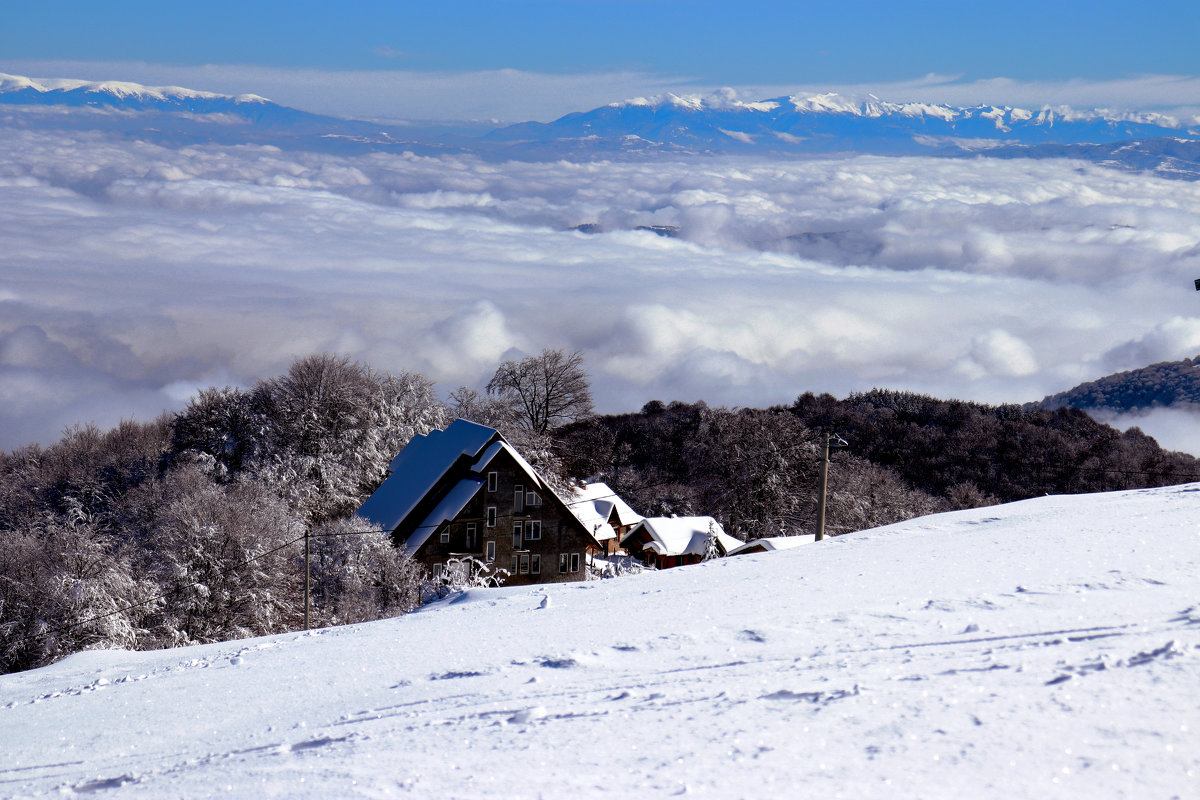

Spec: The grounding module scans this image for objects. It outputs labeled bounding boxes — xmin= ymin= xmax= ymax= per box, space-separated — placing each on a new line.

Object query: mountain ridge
xmin=487 ymin=89 xmax=1200 ymax=156
xmin=5 ymin=72 xmax=1200 ymax=174
xmin=1036 ymin=356 xmax=1200 ymax=413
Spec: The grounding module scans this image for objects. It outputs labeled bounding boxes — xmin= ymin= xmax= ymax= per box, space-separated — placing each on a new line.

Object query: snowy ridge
xmin=608 ymin=88 xmax=1190 ymax=131
xmin=0 ymin=72 xmax=269 ymax=107
xmin=2 ymin=483 xmax=1198 ymax=797
xmin=490 ymin=88 xmax=1200 ymax=156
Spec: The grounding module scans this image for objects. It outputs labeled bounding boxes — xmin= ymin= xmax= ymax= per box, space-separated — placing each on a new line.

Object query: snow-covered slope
xmin=488 ymin=90 xmax=1200 ymax=156
xmin=0 ymin=72 xmax=400 ymax=138
xmin=0 ymin=73 xmax=274 ymax=115
xmin=2 ymin=485 xmax=1198 ymax=798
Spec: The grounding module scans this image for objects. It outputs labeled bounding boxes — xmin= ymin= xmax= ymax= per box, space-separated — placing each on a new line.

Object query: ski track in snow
xmin=1 ymin=485 xmax=1198 ymax=798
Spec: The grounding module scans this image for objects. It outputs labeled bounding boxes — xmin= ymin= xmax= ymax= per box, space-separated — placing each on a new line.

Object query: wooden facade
xmin=358 ymin=419 xmax=600 ymax=587
xmin=417 ymin=447 xmax=598 ymax=586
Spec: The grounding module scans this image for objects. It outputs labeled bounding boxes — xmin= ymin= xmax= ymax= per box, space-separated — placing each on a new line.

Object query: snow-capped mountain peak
xmin=490 ymin=87 xmax=1200 ymax=156
xmin=0 ymin=72 xmax=277 ymax=116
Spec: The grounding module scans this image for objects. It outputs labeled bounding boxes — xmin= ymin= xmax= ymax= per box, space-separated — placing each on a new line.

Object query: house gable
xmin=357 ymin=418 xmax=599 ymax=586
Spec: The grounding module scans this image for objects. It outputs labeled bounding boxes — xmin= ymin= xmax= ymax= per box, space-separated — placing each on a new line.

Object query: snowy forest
xmin=2 ymin=351 xmax=1198 ymax=675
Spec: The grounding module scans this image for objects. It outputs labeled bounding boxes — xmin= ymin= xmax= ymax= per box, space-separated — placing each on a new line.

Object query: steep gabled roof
xmin=565 ymin=482 xmax=644 ymax=541
xmin=475 ymin=441 xmax=545 ymax=490
xmin=622 ymin=516 xmax=741 ymax=558
xmin=727 ymin=535 xmax=815 ymax=556
xmin=358 ymin=419 xmax=602 ymax=554
xmin=357 ymin=419 xmax=500 ymax=535
xmin=404 ymin=477 xmax=485 ymax=555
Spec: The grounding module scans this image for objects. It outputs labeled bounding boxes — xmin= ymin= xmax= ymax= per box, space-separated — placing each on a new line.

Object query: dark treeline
xmin=790 ymin=389 xmax=1200 ymax=503
xmin=4 ymin=353 xmax=1199 ymax=675
xmin=555 ymin=389 xmax=1200 ymax=538
xmin=557 ymin=401 xmax=944 ymax=540
xmin=1037 ymin=356 xmax=1200 ymax=413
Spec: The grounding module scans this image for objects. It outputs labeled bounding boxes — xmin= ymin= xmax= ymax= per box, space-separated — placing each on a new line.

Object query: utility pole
xmin=815 ymin=433 xmax=848 ymax=541
xmin=304 ymin=526 xmax=311 ymax=631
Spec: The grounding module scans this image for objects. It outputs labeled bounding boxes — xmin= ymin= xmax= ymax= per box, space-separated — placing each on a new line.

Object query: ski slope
xmin=2 ymin=485 xmax=1198 ymax=798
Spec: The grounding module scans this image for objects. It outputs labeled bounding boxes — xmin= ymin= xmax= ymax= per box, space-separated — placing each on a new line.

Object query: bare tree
xmin=485 ymin=348 xmax=594 ymax=434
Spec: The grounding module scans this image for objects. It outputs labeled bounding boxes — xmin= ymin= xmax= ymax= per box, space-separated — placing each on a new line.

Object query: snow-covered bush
xmin=422 ymin=556 xmax=509 ymax=601
xmin=307 ymin=515 xmax=424 ymax=625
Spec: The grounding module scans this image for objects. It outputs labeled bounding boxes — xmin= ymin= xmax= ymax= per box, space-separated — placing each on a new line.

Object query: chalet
xmin=356 ymin=419 xmax=601 ymax=586
xmin=564 ymin=481 xmax=644 ymax=555
xmin=620 ymin=516 xmax=743 ymax=569
xmin=726 ymin=534 xmax=815 ymax=556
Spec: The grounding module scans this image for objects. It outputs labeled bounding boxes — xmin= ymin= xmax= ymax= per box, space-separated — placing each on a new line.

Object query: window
xmin=485 ymin=540 xmax=496 ymax=562
xmin=531 ymin=554 xmax=541 ymax=574
xmin=524 ymin=520 xmax=541 ymax=541
xmin=466 ymin=522 xmax=477 ymax=549
xmin=514 ymin=484 xmax=524 ymax=513
xmin=486 ymin=506 xmax=496 ymax=528
xmin=433 ymin=563 xmax=444 ymax=579
xmin=513 ymin=524 xmax=523 ymax=550
xmin=526 ymin=491 xmax=541 ymax=507
xmin=519 ymin=554 xmax=530 ymax=574
xmin=559 ymin=554 xmax=569 ymax=574
xmin=511 ymin=556 xmax=518 ymax=574
xmin=439 ymin=526 xmax=450 ymax=544
xmin=487 ymin=471 xmax=497 ymax=492
xmin=570 ymin=553 xmax=580 ymax=573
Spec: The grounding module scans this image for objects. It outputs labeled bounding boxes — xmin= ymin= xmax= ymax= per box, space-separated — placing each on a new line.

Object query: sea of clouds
xmin=3 ymin=119 xmax=1200 ymax=453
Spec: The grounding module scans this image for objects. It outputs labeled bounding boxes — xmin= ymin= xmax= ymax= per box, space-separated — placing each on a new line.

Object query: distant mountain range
xmin=0 ymin=72 xmax=462 ymax=155
xmin=1037 ymin=356 xmax=1200 ymax=414
xmin=487 ymin=91 xmax=1198 ymax=156
xmin=4 ymin=73 xmax=1200 ymax=176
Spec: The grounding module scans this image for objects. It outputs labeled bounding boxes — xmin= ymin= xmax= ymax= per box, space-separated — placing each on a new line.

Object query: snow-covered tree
xmin=140 ymin=466 xmax=303 ymax=646
xmin=307 ymin=515 xmax=424 ymax=625
xmin=486 ymin=348 xmax=593 ymax=434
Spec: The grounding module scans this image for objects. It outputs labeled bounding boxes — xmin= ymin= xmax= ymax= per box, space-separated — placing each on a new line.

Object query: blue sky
xmin=5 ymin=0 xmax=1200 ymax=81
xmin=3 ymin=1 xmax=1200 ymax=119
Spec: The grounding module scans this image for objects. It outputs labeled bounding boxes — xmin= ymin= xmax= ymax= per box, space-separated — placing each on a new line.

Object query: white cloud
xmin=1091 ymin=406 xmax=1200 ymax=457
xmin=1101 ymin=317 xmax=1200 ymax=370
xmin=4 ymin=122 xmax=1200 ymax=453
xmin=966 ymin=329 xmax=1039 ymax=378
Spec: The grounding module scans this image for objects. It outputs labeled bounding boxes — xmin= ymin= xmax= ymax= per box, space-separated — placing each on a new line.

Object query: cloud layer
xmin=3 ymin=121 xmax=1200 ymax=453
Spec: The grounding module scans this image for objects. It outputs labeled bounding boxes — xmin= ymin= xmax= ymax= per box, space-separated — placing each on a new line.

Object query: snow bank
xmin=2 ymin=484 xmax=1198 ymax=798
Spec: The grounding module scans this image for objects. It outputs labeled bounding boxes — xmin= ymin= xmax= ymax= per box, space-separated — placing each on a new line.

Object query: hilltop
xmin=2 ymin=482 xmax=1197 ymax=797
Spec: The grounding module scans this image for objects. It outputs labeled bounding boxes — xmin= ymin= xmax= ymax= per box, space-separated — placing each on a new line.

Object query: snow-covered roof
xmin=623 ymin=516 xmax=740 ymax=558
xmin=728 ymin=534 xmax=815 ymax=556
xmin=357 ymin=419 xmax=500 ymax=534
xmin=405 ymin=477 xmax=485 ymax=555
xmin=475 ymin=440 xmax=544 ymax=491
xmin=565 ymin=482 xmax=643 ymax=538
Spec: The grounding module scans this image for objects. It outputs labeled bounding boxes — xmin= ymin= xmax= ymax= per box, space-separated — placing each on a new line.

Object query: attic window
xmin=526 ymin=491 xmax=541 ymax=507
xmin=514 ymin=484 xmax=525 ymax=513
xmin=439 ymin=527 xmax=450 ymax=544
xmin=487 ymin=471 xmax=498 ymax=492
